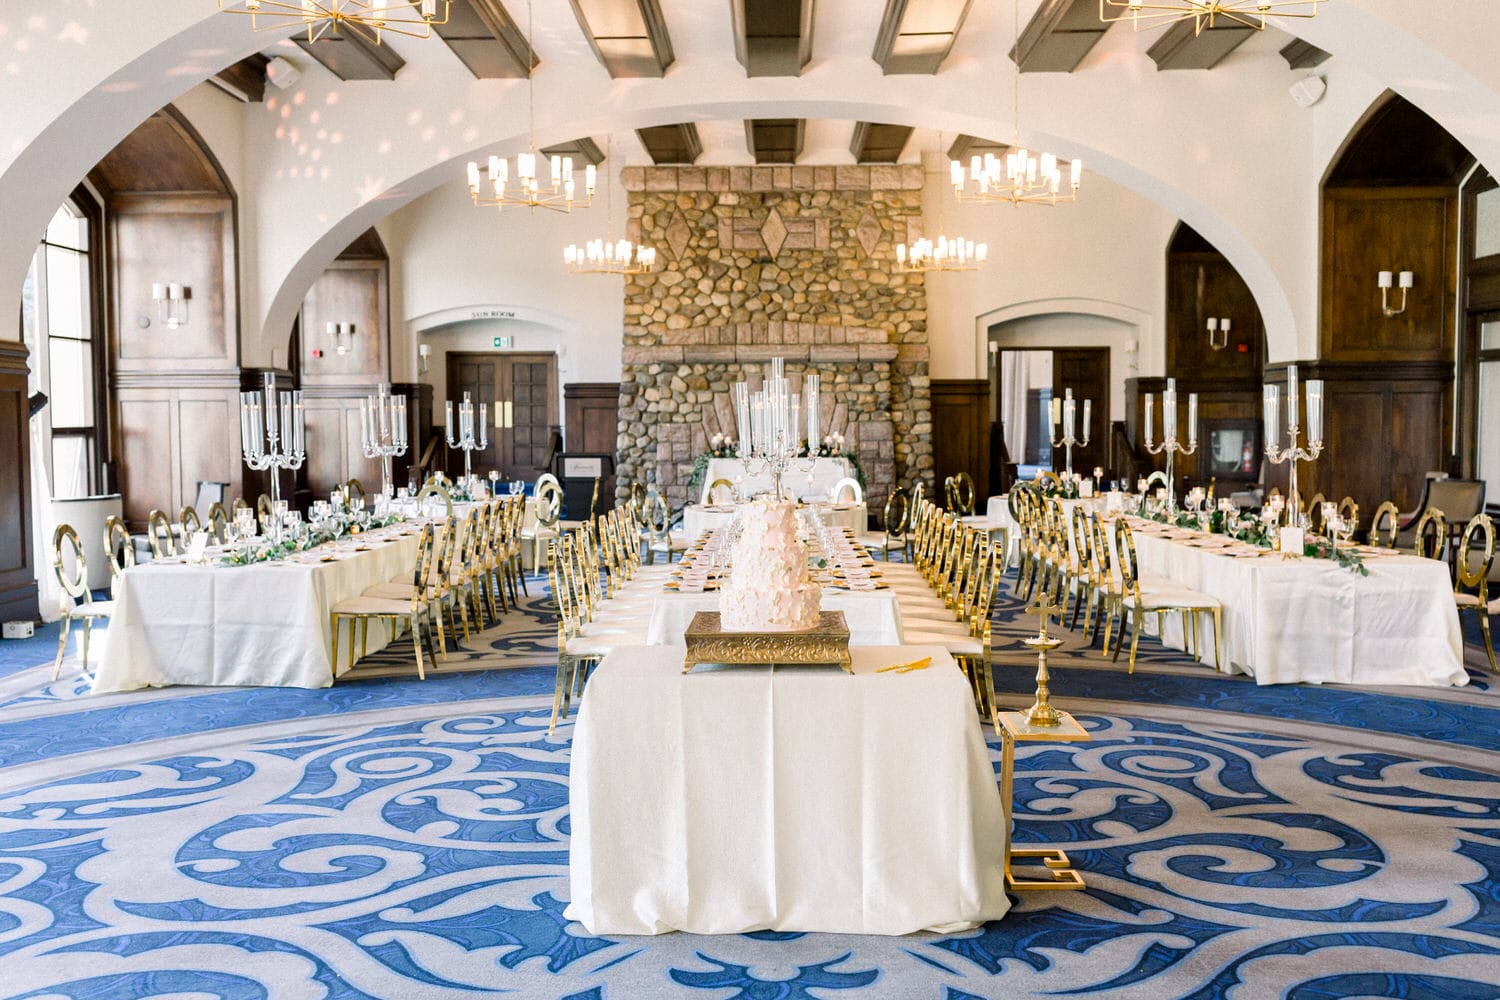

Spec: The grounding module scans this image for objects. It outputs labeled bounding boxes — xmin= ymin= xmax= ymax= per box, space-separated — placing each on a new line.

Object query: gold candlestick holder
xmin=1022 ymin=594 xmax=1065 ymax=726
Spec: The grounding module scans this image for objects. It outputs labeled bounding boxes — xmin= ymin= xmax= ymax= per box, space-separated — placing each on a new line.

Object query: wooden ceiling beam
xmin=871 ymin=0 xmax=974 ymax=75
xmin=1280 ymin=38 xmax=1331 ymax=70
xmin=294 ymin=26 xmax=406 ymax=81
xmin=434 ymin=0 xmax=536 ymax=78
xmin=1012 ymin=0 xmax=1109 ymax=73
xmin=1146 ymin=19 xmax=1254 ymax=71
xmin=210 ymin=54 xmax=270 ymax=103
xmin=745 ymin=119 xmax=805 ymax=164
xmin=637 ymin=123 xmax=703 ymax=164
xmin=730 ymin=0 xmax=815 ymax=77
xmin=850 ymin=122 xmax=913 ymax=164
xmin=570 ymin=0 xmax=674 ymax=78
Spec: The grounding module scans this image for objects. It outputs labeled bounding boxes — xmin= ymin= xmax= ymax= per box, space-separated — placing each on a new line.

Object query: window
xmin=21 ymin=201 xmax=101 ymax=500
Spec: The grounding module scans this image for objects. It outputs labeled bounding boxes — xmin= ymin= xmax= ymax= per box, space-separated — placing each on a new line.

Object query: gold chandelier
xmin=952 ymin=0 xmax=1081 ymax=207
xmin=216 ymin=1 xmax=450 ymax=44
xmin=466 ymin=0 xmax=595 ymax=214
xmin=1099 ymin=0 xmax=1326 ymax=34
xmin=563 ymin=137 xmax=656 ymax=275
xmin=895 ymin=234 xmax=988 ymax=274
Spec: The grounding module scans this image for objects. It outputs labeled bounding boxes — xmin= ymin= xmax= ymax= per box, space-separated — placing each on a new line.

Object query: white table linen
xmin=93 ymin=527 xmax=424 ymax=692
xmin=682 ymin=501 xmax=866 ymax=539
xmin=1126 ymin=523 xmax=1465 ymax=687
xmin=566 ymin=644 xmax=1009 ymax=935
xmin=646 ymin=587 xmax=905 ymax=646
xmin=700 ymin=457 xmax=853 ymax=504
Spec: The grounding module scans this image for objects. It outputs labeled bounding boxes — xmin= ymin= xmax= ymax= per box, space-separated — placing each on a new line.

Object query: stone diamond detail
xmin=855 ymin=210 xmax=882 ymax=258
xmin=665 ymin=211 xmax=691 ymax=261
xmin=760 ymin=208 xmax=788 ymax=259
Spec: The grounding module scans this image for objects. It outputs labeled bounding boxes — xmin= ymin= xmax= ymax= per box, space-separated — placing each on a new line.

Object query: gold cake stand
xmin=682 ymin=611 xmax=852 ymax=674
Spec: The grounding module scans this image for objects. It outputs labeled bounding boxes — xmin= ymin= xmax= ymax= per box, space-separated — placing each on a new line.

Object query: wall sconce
xmin=988 ymin=341 xmax=999 ymax=368
xmin=1378 ymin=270 xmax=1413 ymax=317
xmin=1207 ymin=317 xmax=1231 ymax=351
xmin=151 ymin=282 xmax=189 ymax=329
xmin=418 ymin=343 xmax=431 ymax=375
xmin=326 ymin=321 xmax=356 ymax=356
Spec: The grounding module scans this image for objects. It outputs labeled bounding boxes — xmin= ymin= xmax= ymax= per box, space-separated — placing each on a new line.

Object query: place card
xmin=1279 ymin=526 xmax=1305 ymax=555
xmin=187 ymin=531 xmax=209 ymax=564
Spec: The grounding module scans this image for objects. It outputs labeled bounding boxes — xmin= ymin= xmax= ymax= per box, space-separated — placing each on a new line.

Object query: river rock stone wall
xmin=616 ymin=164 xmax=932 ymax=512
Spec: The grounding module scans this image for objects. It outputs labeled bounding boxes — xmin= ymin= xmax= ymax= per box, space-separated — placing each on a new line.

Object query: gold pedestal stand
xmin=1000 ymin=595 xmax=1091 ymax=891
xmin=682 ymin=611 xmax=852 ymax=674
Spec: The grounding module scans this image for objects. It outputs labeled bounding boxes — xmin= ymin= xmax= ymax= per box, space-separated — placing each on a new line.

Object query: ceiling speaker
xmin=266 ymin=56 xmax=301 ymax=91
xmin=1289 ymin=76 xmax=1327 ymax=109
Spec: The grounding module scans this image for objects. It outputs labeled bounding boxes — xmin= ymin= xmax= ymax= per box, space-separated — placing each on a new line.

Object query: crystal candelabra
xmin=239 ymin=372 xmax=305 ymax=522
xmin=1142 ymin=378 xmax=1198 ymax=512
xmin=445 ymin=391 xmax=488 ymax=486
xmin=732 ymin=357 xmax=819 ymax=502
xmin=359 ymin=384 xmax=408 ymax=497
xmin=1046 ymin=388 xmax=1092 ymax=477
xmin=1263 ymin=364 xmax=1324 ymax=526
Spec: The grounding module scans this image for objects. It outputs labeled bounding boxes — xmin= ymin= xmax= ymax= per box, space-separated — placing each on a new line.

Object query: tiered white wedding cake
xmin=719 ymin=499 xmax=822 ymax=632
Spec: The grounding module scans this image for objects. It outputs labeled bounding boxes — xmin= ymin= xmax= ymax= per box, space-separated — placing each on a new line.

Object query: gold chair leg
xmin=1127 ymin=607 xmax=1142 ymax=673
xmin=412 ymin=614 xmax=427 ymax=680
xmin=330 ymin=614 xmax=341 ymax=679
xmin=549 ymin=657 xmax=571 ymax=735
xmin=53 ymin=616 xmax=72 ymax=681
xmin=80 ymin=619 xmax=93 ymax=676
xmin=1213 ymin=606 xmax=1225 ymax=673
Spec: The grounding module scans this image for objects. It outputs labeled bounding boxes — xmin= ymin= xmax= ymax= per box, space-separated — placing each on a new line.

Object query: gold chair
xmin=706 ymin=477 xmax=736 ymax=504
xmin=179 ymin=505 xmax=202 ymax=539
xmin=205 ymin=502 xmax=231 ymax=545
xmin=256 ymin=493 xmax=273 ymax=531
xmin=524 ymin=479 xmax=564 ymax=573
xmin=1305 ymin=492 xmax=1327 ymax=532
xmin=103 ymin=516 xmax=134 ymax=600
xmin=1112 ymin=518 xmax=1223 ymax=674
xmin=52 ymin=524 xmax=113 ymax=680
xmin=331 ymin=522 xmax=439 ymax=680
xmin=1414 ymin=507 xmax=1448 ymax=560
xmin=1337 ymin=496 xmax=1359 ymax=541
xmin=1455 ymin=513 xmax=1496 ymax=672
xmin=643 ymin=489 xmax=688 ymax=564
xmin=830 ymin=476 xmax=863 ymax=504
xmin=146 ymin=509 xmax=176 ymax=559
xmin=1370 ymin=501 xmax=1400 ymax=549
xmin=859 ymin=487 xmax=909 ymax=560
xmin=346 ymin=478 xmax=367 ymax=505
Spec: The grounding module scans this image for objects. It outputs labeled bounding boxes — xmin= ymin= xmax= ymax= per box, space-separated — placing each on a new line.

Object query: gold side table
xmin=999 ymin=709 xmax=1090 ymax=892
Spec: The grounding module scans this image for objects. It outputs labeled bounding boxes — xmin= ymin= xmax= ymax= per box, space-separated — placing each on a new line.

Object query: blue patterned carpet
xmin=3 ymin=577 xmax=1500 ymax=999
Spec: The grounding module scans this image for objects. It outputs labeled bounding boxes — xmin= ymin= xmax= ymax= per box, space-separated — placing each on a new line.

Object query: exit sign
xmin=493 ymin=336 xmax=512 ymax=349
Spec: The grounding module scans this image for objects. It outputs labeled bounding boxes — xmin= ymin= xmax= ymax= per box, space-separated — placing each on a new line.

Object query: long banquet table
xmin=92 ymin=525 xmax=424 ymax=693
xmin=681 ymin=500 xmax=866 ymax=539
xmin=1124 ymin=521 xmax=1466 ymax=686
xmin=566 ymin=644 xmax=1009 ymax=935
xmin=645 ymin=586 xmax=905 ymax=646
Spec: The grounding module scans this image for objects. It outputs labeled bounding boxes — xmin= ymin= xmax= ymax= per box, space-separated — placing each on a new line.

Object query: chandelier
xmin=216 ymin=1 xmax=450 ymax=44
xmin=1098 ymin=0 xmax=1326 ymax=34
xmin=895 ymin=235 xmax=988 ymax=274
xmin=953 ymin=0 xmax=1081 ymax=207
xmin=563 ymin=138 xmax=657 ymax=275
xmin=466 ymin=0 xmax=595 ymax=214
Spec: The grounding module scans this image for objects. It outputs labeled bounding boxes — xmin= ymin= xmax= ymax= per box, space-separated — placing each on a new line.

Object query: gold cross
xmin=1026 ymin=594 xmax=1063 ymax=638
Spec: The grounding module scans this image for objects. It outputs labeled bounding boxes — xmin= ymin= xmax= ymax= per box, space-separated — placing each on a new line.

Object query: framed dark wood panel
xmin=1052 ymin=348 xmax=1108 ymax=477
xmin=931 ymin=379 xmax=990 ymax=506
xmin=0 ymin=341 xmax=37 ymax=621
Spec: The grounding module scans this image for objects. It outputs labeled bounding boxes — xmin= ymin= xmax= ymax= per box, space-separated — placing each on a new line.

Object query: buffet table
xmin=682 ymin=500 xmax=866 ymax=539
xmin=1126 ymin=523 xmax=1466 ymax=687
xmin=699 ymin=457 xmax=853 ymax=503
xmin=92 ymin=526 xmax=424 ymax=692
xmin=566 ymin=644 xmax=1009 ymax=935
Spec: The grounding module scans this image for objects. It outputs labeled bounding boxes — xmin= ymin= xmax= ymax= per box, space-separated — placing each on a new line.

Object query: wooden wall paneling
xmin=1052 ymin=348 xmax=1109 ymax=476
xmin=930 ymin=379 xmax=990 ymax=505
xmin=1321 ymin=188 xmax=1457 ymax=363
xmin=299 ymin=259 xmax=389 ymax=386
xmin=564 ymin=382 xmax=621 ymax=510
xmin=109 ymin=195 xmax=238 ymax=372
xmin=1390 ymin=384 xmax=1447 ymax=511
xmin=301 ymin=397 xmax=348 ymax=501
xmin=1166 ymin=252 xmax=1265 ymax=379
xmin=390 ymin=382 xmax=433 ymax=490
xmin=114 ymin=394 xmax=174 ymax=524
xmin=175 ymin=395 xmax=237 ymax=513
xmin=0 ymin=341 xmax=38 ymax=621
xmin=1316 ymin=384 xmax=1387 ymax=516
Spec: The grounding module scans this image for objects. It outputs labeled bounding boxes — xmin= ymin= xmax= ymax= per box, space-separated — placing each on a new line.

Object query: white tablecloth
xmin=93 ymin=527 xmax=424 ymax=692
xmin=701 ymin=457 xmax=853 ymax=504
xmin=1127 ymin=522 xmax=1466 ymax=687
xmin=566 ymin=644 xmax=1009 ymax=935
xmin=646 ymin=587 xmax=905 ymax=646
xmin=682 ymin=501 xmax=866 ymax=539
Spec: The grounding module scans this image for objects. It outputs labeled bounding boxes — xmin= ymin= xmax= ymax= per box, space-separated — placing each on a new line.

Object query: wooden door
xmin=445 ymin=352 xmax=558 ymax=482
xmin=1052 ymin=348 xmax=1109 ymax=477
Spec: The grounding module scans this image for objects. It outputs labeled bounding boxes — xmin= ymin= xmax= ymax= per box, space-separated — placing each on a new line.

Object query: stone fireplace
xmin=616 ymin=164 xmax=933 ymax=513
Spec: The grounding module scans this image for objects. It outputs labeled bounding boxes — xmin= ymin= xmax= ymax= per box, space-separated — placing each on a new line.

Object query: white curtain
xmin=30 ymin=417 xmax=60 ymax=622
xmin=999 ymin=352 xmax=1028 ymax=465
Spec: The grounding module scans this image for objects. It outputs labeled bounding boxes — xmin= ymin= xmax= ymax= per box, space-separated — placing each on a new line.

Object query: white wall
xmin=921 ymin=152 xmax=1175 ymax=381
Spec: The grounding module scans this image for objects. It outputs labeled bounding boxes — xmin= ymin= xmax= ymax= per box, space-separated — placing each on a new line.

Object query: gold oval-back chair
xmin=1370 ymin=500 xmax=1400 ymax=549
xmin=52 ymin=523 xmax=113 ymax=680
xmin=346 ymin=478 xmax=368 ymax=505
xmin=706 ymin=477 xmax=736 ymax=505
xmin=146 ymin=509 xmax=176 ymax=559
xmin=179 ymin=505 xmax=202 ymax=539
xmin=1414 ymin=507 xmax=1448 ymax=561
xmin=206 ymin=502 xmax=231 ymax=545
xmin=103 ymin=515 xmax=134 ymax=599
xmin=1455 ymin=513 xmax=1496 ymax=673
xmin=952 ymin=471 xmax=976 ymax=515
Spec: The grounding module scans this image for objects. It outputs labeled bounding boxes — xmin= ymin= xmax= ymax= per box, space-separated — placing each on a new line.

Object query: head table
xmin=698 ymin=456 xmax=853 ymax=504
xmin=91 ymin=524 xmax=426 ymax=693
xmin=566 ymin=644 xmax=1009 ymax=936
